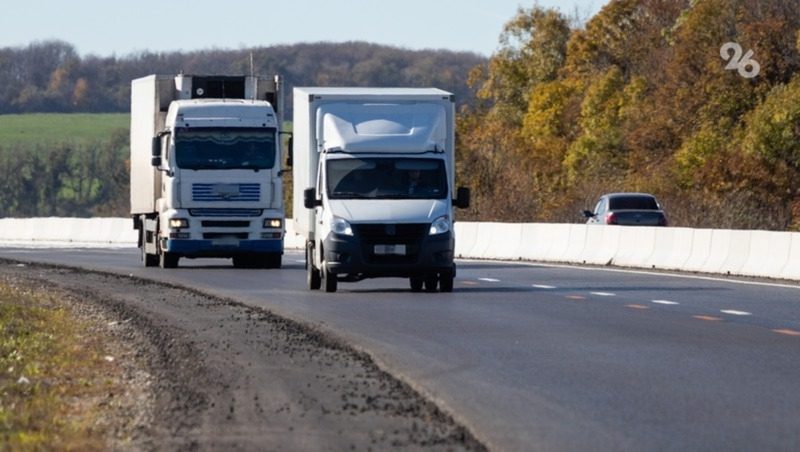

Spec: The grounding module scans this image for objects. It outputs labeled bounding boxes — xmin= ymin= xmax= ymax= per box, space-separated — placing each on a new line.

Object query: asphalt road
xmin=2 ymin=247 xmax=800 ymax=451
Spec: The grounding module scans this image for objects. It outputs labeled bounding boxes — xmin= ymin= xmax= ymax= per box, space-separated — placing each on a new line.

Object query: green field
xmin=0 ymin=113 xmax=129 ymax=148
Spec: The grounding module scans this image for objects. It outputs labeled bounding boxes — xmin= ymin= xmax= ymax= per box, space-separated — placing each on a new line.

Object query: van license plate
xmin=374 ymin=244 xmax=406 ymax=255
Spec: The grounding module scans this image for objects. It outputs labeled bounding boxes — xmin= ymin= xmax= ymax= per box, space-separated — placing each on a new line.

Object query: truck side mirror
xmin=151 ymin=136 xmax=162 ymax=167
xmin=454 ymin=187 xmax=470 ymax=209
xmin=303 ymin=187 xmax=321 ymax=209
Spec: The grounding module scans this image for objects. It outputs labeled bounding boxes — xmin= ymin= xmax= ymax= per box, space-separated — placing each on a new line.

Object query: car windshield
xmin=609 ymin=196 xmax=659 ymax=210
xmin=326 ymin=158 xmax=448 ymax=200
xmin=174 ymin=127 xmax=276 ymax=170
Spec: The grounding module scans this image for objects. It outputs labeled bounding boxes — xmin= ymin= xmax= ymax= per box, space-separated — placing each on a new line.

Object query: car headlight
xmin=429 ymin=215 xmax=450 ymax=235
xmin=168 ymin=218 xmax=189 ymax=229
xmin=264 ymin=218 xmax=282 ymax=229
xmin=331 ymin=217 xmax=353 ymax=236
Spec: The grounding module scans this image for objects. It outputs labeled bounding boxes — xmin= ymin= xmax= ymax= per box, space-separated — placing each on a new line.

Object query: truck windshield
xmin=174 ymin=127 xmax=276 ymax=170
xmin=326 ymin=158 xmax=447 ymax=200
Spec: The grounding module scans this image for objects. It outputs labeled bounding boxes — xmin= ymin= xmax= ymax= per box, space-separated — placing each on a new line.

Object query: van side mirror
xmin=151 ymin=156 xmax=162 ymax=167
xmin=454 ymin=187 xmax=470 ymax=209
xmin=582 ymin=210 xmax=595 ymax=218
xmin=304 ymin=187 xmax=321 ymax=209
xmin=286 ymin=136 xmax=294 ymax=167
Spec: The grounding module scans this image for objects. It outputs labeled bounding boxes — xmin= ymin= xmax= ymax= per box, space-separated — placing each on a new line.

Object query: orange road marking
xmin=693 ymin=315 xmax=723 ymax=322
xmin=565 ymin=295 xmax=586 ymax=300
xmin=773 ymin=329 xmax=800 ymax=337
xmin=625 ymin=304 xmax=649 ymax=310
xmin=461 ymin=281 xmax=479 ymax=286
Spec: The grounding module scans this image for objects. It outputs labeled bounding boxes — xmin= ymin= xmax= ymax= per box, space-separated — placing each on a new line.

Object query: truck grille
xmin=189 ymin=208 xmax=263 ymax=217
xmin=192 ymin=183 xmax=260 ymax=202
xmin=203 ymin=232 xmax=249 ymax=240
xmin=201 ymin=220 xmax=250 ymax=228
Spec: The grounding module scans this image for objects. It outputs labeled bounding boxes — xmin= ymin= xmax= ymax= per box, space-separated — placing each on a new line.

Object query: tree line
xmin=0 ymin=40 xmax=483 ymax=114
xmin=458 ymin=0 xmax=800 ymax=230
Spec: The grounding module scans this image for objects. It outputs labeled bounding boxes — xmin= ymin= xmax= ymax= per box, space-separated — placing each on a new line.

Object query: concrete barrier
xmin=3 ymin=218 xmax=800 ymax=282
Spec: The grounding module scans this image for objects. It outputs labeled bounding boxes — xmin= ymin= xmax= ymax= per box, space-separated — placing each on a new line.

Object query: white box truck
xmin=131 ymin=74 xmax=286 ymax=268
xmin=292 ymin=87 xmax=470 ymax=292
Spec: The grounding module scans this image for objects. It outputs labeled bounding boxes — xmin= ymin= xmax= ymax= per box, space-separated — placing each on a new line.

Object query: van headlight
xmin=429 ymin=215 xmax=450 ymax=235
xmin=331 ymin=217 xmax=354 ymax=236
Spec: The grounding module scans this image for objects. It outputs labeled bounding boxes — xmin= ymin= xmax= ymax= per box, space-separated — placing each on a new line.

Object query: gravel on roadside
xmin=0 ymin=259 xmax=486 ymax=451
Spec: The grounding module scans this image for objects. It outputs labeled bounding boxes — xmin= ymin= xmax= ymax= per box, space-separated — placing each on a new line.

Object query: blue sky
xmin=1 ymin=1 xmax=607 ymax=57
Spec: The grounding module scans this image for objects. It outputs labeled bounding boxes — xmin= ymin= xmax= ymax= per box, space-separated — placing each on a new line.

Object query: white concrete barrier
xmin=3 ymin=218 xmax=800 ymax=282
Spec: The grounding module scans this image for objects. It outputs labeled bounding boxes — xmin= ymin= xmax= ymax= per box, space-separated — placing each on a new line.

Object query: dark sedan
xmin=582 ymin=193 xmax=668 ymax=226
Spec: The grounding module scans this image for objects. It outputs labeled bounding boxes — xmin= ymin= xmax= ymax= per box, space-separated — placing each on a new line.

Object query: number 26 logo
xmin=720 ymin=42 xmax=760 ymax=79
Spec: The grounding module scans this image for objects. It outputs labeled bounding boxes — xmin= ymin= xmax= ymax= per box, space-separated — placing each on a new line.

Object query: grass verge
xmin=0 ymin=277 xmax=123 ymax=449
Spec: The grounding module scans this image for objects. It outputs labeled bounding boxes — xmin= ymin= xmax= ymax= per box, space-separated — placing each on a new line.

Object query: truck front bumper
xmin=164 ymin=238 xmax=283 ymax=257
xmin=323 ymin=230 xmax=454 ymax=278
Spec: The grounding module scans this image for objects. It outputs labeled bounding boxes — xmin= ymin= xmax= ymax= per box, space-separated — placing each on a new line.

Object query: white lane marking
xmin=721 ymin=310 xmax=752 ymax=316
xmin=294 ymin=260 xmax=306 ymax=263
xmin=652 ymin=300 xmax=679 ymax=305
xmin=532 ymin=284 xmax=556 ymax=289
xmin=479 ymin=278 xmax=500 ymax=282
xmin=590 ymin=292 xmax=615 ymax=297
xmin=457 ymin=258 xmax=800 ymax=291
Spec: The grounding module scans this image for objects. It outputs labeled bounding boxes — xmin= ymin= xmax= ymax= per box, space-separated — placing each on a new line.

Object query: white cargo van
xmin=292 ymin=87 xmax=470 ymax=292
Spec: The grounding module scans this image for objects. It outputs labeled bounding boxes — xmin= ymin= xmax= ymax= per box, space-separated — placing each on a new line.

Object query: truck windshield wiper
xmin=331 ymin=192 xmax=372 ymax=199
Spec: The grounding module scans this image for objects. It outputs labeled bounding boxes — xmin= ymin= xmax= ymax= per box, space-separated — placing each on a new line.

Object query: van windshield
xmin=174 ymin=127 xmax=276 ymax=170
xmin=326 ymin=158 xmax=448 ymax=200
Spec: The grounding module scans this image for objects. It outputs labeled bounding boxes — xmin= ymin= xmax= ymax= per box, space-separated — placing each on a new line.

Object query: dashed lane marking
xmin=461 ymin=281 xmax=479 ymax=286
xmin=591 ymin=292 xmax=616 ymax=297
xmin=532 ymin=284 xmax=556 ymax=289
xmin=773 ymin=329 xmax=800 ymax=337
xmin=720 ymin=310 xmax=752 ymax=316
xmin=479 ymin=278 xmax=500 ymax=282
xmin=693 ymin=315 xmax=723 ymax=322
xmin=625 ymin=304 xmax=649 ymax=310
xmin=565 ymin=295 xmax=586 ymax=300
xmin=652 ymin=300 xmax=679 ymax=305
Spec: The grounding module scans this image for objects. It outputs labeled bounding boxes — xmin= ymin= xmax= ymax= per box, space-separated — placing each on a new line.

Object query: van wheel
xmin=322 ymin=262 xmax=338 ymax=293
xmin=308 ymin=263 xmax=321 ymax=290
xmin=410 ymin=277 xmax=424 ymax=292
xmin=439 ymin=269 xmax=454 ymax=293
xmin=424 ymin=275 xmax=438 ymax=292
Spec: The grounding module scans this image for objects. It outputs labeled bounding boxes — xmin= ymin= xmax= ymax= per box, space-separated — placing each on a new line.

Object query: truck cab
xmin=131 ymin=75 xmax=285 ymax=268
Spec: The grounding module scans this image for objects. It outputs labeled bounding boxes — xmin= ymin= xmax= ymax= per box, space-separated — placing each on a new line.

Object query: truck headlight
xmin=169 ymin=218 xmax=189 ymax=229
xmin=331 ymin=217 xmax=353 ymax=236
xmin=264 ymin=218 xmax=282 ymax=229
xmin=429 ymin=215 xmax=450 ymax=235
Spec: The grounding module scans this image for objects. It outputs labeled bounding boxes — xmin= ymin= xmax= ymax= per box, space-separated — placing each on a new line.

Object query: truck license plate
xmin=212 ymin=237 xmax=240 ymax=247
xmin=374 ymin=244 xmax=406 ymax=255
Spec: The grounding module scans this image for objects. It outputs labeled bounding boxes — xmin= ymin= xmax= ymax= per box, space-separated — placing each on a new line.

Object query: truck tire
xmin=410 ymin=277 xmax=424 ymax=292
xmin=266 ymin=253 xmax=282 ymax=269
xmin=141 ymin=230 xmax=158 ymax=267
xmin=159 ymin=251 xmax=179 ymax=268
xmin=322 ymin=262 xmax=338 ymax=293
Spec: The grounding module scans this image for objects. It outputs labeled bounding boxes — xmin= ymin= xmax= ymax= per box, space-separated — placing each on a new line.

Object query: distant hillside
xmin=0 ymin=40 xmax=486 ymax=117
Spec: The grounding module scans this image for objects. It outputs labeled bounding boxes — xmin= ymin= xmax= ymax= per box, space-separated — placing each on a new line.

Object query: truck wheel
xmin=141 ymin=230 xmax=158 ymax=267
xmin=424 ymin=275 xmax=438 ymax=292
xmin=159 ymin=251 xmax=179 ymax=268
xmin=439 ymin=269 xmax=454 ymax=293
xmin=266 ymin=253 xmax=282 ymax=269
xmin=322 ymin=262 xmax=338 ymax=293
xmin=410 ymin=277 xmax=424 ymax=292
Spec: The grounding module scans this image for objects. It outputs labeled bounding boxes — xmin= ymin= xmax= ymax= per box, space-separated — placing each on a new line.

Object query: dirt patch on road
xmin=0 ymin=260 xmax=485 ymax=450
